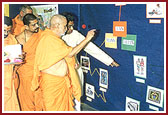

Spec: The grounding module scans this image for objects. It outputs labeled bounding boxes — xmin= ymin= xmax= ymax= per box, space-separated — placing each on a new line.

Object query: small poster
xmin=4 ymin=44 xmax=22 ymax=64
xmin=105 ymin=33 xmax=117 ymax=49
xmin=80 ymin=56 xmax=90 ymax=70
xmin=99 ymin=68 xmax=108 ymax=89
xmin=146 ymin=3 xmax=164 ymax=18
xmin=133 ymin=55 xmax=147 ymax=79
xmin=125 ymin=97 xmax=140 ymax=111
xmin=146 ymin=86 xmax=164 ymax=108
xmin=31 ymin=5 xmax=58 ymax=27
xmin=121 ymin=34 xmax=137 ymax=52
xmin=113 ymin=21 xmax=127 ymax=37
xmin=85 ymin=83 xmax=95 ymax=99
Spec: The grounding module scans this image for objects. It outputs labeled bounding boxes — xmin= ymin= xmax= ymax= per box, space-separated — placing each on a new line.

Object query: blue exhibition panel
xmin=9 ymin=3 xmax=165 ymax=111
xmin=77 ymin=4 xmax=164 ymax=111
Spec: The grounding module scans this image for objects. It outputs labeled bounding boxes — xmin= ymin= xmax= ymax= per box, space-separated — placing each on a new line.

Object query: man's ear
xmin=20 ymin=11 xmax=24 ymax=17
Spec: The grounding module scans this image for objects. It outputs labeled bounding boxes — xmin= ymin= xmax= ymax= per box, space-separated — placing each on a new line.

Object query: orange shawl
xmin=32 ymin=29 xmax=81 ymax=101
xmin=12 ymin=15 xmax=25 ymax=35
xmin=17 ymin=30 xmax=43 ymax=111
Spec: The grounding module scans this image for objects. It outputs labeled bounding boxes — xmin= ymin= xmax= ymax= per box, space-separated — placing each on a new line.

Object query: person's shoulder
xmin=12 ymin=14 xmax=19 ymax=22
xmin=40 ymin=29 xmax=54 ymax=38
xmin=8 ymin=33 xmax=15 ymax=38
xmin=40 ymin=29 xmax=60 ymax=43
xmin=72 ymin=30 xmax=80 ymax=34
xmin=73 ymin=30 xmax=84 ymax=36
xmin=16 ymin=31 xmax=24 ymax=38
xmin=15 ymin=31 xmax=24 ymax=41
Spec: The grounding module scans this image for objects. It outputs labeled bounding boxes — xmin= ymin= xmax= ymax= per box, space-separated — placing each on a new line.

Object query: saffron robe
xmin=12 ymin=15 xmax=25 ymax=36
xmin=4 ymin=34 xmax=20 ymax=111
xmin=17 ymin=30 xmax=43 ymax=111
xmin=31 ymin=29 xmax=81 ymax=111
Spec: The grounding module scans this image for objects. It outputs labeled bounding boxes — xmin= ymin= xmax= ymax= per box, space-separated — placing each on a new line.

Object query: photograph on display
xmin=4 ymin=44 xmax=22 ymax=64
xmin=146 ymin=3 xmax=164 ymax=18
xmin=146 ymin=86 xmax=164 ymax=108
xmin=133 ymin=55 xmax=147 ymax=79
xmin=125 ymin=97 xmax=140 ymax=111
xmin=99 ymin=68 xmax=108 ymax=89
xmin=80 ymin=56 xmax=90 ymax=70
xmin=85 ymin=83 xmax=95 ymax=99
xmin=31 ymin=4 xmax=58 ymax=28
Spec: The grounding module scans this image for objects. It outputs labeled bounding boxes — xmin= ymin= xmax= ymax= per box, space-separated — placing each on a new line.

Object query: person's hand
xmin=18 ymin=52 xmax=26 ymax=63
xmin=14 ymin=52 xmax=26 ymax=66
xmin=111 ymin=61 xmax=120 ymax=67
xmin=19 ymin=52 xmax=26 ymax=59
xmin=86 ymin=29 xmax=96 ymax=41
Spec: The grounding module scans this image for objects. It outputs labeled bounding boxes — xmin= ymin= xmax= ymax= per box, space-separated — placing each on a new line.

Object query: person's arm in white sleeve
xmin=66 ymin=30 xmax=119 ymax=67
xmin=84 ymin=42 xmax=119 ymax=67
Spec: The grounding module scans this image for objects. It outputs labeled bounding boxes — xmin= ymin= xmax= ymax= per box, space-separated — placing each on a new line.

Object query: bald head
xmin=50 ymin=14 xmax=67 ymax=28
xmin=50 ymin=14 xmax=67 ymax=37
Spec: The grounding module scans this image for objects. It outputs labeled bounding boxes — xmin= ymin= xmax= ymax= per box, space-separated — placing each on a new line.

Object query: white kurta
xmin=62 ymin=30 xmax=114 ymax=65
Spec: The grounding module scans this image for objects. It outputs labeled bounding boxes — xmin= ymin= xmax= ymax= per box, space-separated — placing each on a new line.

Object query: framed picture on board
xmin=99 ymin=68 xmax=108 ymax=89
xmin=146 ymin=3 xmax=164 ymax=18
xmin=80 ymin=56 xmax=90 ymax=70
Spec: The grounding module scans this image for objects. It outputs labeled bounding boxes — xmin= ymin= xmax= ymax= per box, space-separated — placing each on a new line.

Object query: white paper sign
xmin=4 ymin=44 xmax=22 ymax=63
xmin=115 ymin=26 xmax=124 ymax=31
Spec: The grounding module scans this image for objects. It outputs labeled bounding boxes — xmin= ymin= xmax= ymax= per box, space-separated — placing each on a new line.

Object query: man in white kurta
xmin=61 ymin=12 xmax=119 ymax=111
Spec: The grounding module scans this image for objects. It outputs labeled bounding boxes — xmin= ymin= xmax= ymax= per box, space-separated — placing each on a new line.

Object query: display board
xmin=76 ymin=4 xmax=165 ymax=111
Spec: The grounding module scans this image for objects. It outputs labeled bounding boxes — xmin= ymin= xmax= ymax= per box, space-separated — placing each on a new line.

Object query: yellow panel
xmin=4 ymin=4 xmax=9 ymax=17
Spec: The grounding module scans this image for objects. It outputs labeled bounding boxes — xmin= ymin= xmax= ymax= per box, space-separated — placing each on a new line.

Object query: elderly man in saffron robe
xmin=31 ymin=14 xmax=96 ymax=111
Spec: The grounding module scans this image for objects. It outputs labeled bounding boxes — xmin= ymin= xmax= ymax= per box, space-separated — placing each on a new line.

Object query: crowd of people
xmin=4 ymin=5 xmax=119 ymax=111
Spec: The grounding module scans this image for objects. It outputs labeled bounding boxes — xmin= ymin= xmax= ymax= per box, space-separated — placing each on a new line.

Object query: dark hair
xmin=61 ymin=12 xmax=76 ymax=23
xmin=23 ymin=13 xmax=37 ymax=25
xmin=20 ymin=5 xmax=33 ymax=12
xmin=4 ymin=16 xmax=12 ymax=26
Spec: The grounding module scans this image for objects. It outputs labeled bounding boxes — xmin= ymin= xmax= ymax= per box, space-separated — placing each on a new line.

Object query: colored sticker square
xmin=121 ymin=34 xmax=137 ymax=52
xmin=113 ymin=21 xmax=127 ymax=37
xmin=105 ymin=33 xmax=117 ymax=49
